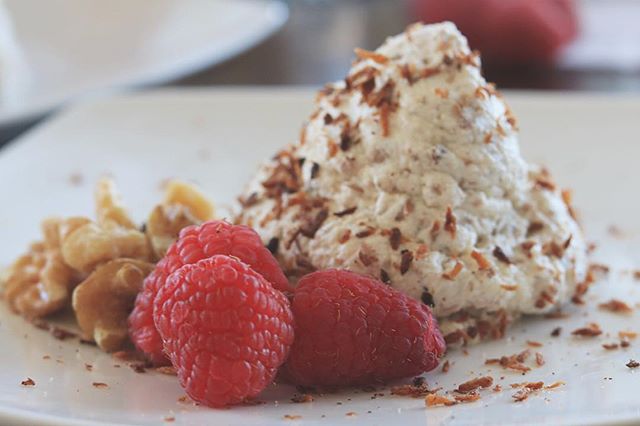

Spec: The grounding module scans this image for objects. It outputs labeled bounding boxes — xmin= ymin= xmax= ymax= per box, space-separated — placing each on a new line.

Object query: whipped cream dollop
xmin=236 ymin=22 xmax=587 ymax=344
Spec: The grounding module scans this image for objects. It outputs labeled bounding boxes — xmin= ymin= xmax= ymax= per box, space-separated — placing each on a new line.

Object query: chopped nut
xmin=62 ymin=222 xmax=150 ymax=273
xmin=95 ymin=178 xmax=137 ymax=229
xmin=4 ymin=242 xmax=76 ymax=318
xmin=145 ymin=180 xmax=214 ymax=259
xmin=72 ymin=259 xmax=154 ymax=351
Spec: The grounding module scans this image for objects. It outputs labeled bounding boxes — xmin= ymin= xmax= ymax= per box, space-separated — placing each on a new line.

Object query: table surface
xmin=2 ymin=0 xmax=639 ymax=148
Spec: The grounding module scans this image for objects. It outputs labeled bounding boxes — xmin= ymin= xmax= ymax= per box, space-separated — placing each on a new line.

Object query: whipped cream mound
xmin=235 ymin=22 xmax=587 ymax=345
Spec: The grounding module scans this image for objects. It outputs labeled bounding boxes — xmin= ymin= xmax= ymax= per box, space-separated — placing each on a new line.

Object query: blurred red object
xmin=410 ymin=0 xmax=579 ymax=65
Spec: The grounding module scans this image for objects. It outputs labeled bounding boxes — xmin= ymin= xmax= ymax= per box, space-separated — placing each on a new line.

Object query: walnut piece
xmin=2 ymin=216 xmax=93 ymax=318
xmin=146 ymin=180 xmax=215 ymax=259
xmin=3 ymin=242 xmax=74 ymax=318
xmin=62 ymin=222 xmax=150 ymax=273
xmin=72 ymin=258 xmax=154 ymax=351
xmin=95 ymin=178 xmax=137 ymax=229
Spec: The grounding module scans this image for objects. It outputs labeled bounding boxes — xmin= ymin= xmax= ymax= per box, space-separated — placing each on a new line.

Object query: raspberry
xmin=285 ymin=269 xmax=445 ymax=387
xmin=154 ymin=255 xmax=294 ymax=407
xmin=129 ymin=220 xmax=289 ymax=365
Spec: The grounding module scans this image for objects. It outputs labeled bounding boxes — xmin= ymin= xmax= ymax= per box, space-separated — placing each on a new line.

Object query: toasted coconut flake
xmin=535 ymin=352 xmax=545 ymax=366
xmin=425 ymin=394 xmax=457 ymax=407
xmin=21 ymin=378 xmax=35 ymax=386
xmin=441 ymin=360 xmax=450 ymax=373
xmin=454 ymin=392 xmax=480 ymax=403
xmin=501 ymin=284 xmax=518 ymax=291
xmin=456 ymin=376 xmax=493 ymax=393
xmin=354 ymin=47 xmax=389 ymax=64
xmin=619 ymin=331 xmax=638 ymax=340
xmin=442 ymin=262 xmax=463 ymax=280
xmin=470 ymin=251 xmax=491 ymax=270
xmin=526 ymin=340 xmax=543 ymax=348
xmin=391 ymin=383 xmax=434 ymax=398
xmin=572 ymin=323 xmax=602 ymax=337
xmin=598 ymin=299 xmax=633 ymax=314
xmin=602 ymin=343 xmax=619 ymax=350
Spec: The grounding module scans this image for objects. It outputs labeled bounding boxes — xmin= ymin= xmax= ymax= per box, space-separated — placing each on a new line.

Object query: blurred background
xmin=0 ymin=0 xmax=638 ymax=147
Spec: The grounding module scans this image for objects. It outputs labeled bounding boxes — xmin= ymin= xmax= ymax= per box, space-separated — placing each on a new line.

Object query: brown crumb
xmin=92 ymin=382 xmax=109 ymax=389
xmin=42 ymin=355 xmax=51 ymax=360
xmin=470 ymin=251 xmax=491 ymax=270
xmin=21 ymin=378 xmax=35 ymax=387
xmin=602 ymin=343 xmax=619 ymax=350
xmin=572 ymin=323 xmax=602 ymax=337
xmin=346 ymin=412 xmax=357 ymax=417
xmin=164 ymin=416 xmax=175 ymax=423
xmin=545 ymin=311 xmax=569 ymax=319
xmin=130 ymin=363 xmax=147 ymax=374
xmin=598 ymin=299 xmax=633 ymax=314
xmin=535 ymin=352 xmax=545 ymax=366
xmin=442 ymin=360 xmax=450 ymax=373
xmin=456 ymin=376 xmax=493 ymax=393
xmin=492 ymin=385 xmax=502 ymax=392
xmin=69 ymin=172 xmax=84 ymax=186
xmin=551 ymin=327 xmax=562 ymax=337
xmin=50 ymin=326 xmax=77 ymax=341
xmin=177 ymin=395 xmax=190 ymax=403
xmin=442 ymin=262 xmax=463 ymax=280
xmin=283 ymin=414 xmax=303 ymax=420
xmin=608 ymin=225 xmax=625 ymax=238
xmin=501 ymin=284 xmax=518 ymax=291
xmin=291 ymin=394 xmax=314 ymax=403
xmin=634 ymin=271 xmax=640 ymax=281
xmin=621 ymin=339 xmax=631 ymax=348
xmin=526 ymin=340 xmax=543 ymax=348
xmin=425 ymin=393 xmax=457 ymax=407
xmin=626 ymin=360 xmax=639 ymax=369
xmin=84 ymin=363 xmax=93 ymax=372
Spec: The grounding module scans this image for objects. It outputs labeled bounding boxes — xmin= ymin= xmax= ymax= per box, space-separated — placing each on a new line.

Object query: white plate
xmin=0 ymin=0 xmax=287 ymax=127
xmin=1 ymin=88 xmax=639 ymax=426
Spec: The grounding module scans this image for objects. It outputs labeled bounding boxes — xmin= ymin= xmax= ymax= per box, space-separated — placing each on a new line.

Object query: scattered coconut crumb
xmin=598 ymin=299 xmax=633 ymax=314
xmin=485 ymin=349 xmax=531 ymax=372
xmin=572 ymin=323 xmax=602 ymax=337
xmin=442 ymin=360 xmax=450 ymax=373
xmin=626 ymin=360 xmax=639 ymax=369
xmin=283 ymin=414 xmax=302 ymax=420
xmin=602 ymin=343 xmax=619 ymax=350
xmin=92 ymin=382 xmax=108 ymax=389
xmin=20 ymin=378 xmax=35 ymax=387
xmin=84 ymin=363 xmax=93 ymax=372
xmin=346 ymin=412 xmax=357 ymax=417
xmin=535 ymin=352 xmax=545 ymax=366
xmin=164 ymin=416 xmax=175 ymax=423
xmin=425 ymin=393 xmax=456 ymax=407
xmin=551 ymin=327 xmax=562 ymax=337
xmin=526 ymin=340 xmax=543 ymax=347
xmin=456 ymin=376 xmax=493 ymax=393
xmin=390 ymin=383 xmax=435 ymax=398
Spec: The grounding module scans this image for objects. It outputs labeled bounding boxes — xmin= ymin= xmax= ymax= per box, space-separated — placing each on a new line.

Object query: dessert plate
xmin=0 ymin=88 xmax=639 ymax=425
xmin=0 ymin=0 xmax=288 ymax=127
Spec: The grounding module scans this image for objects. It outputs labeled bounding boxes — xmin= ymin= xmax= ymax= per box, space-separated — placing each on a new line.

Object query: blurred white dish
xmin=0 ymin=0 xmax=287 ymax=126
xmin=0 ymin=89 xmax=640 ymax=425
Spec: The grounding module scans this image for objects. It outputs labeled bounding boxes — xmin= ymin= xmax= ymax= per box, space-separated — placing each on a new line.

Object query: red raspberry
xmin=154 ymin=255 xmax=294 ymax=407
xmin=129 ymin=220 xmax=289 ymax=365
xmin=285 ymin=269 xmax=445 ymax=387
